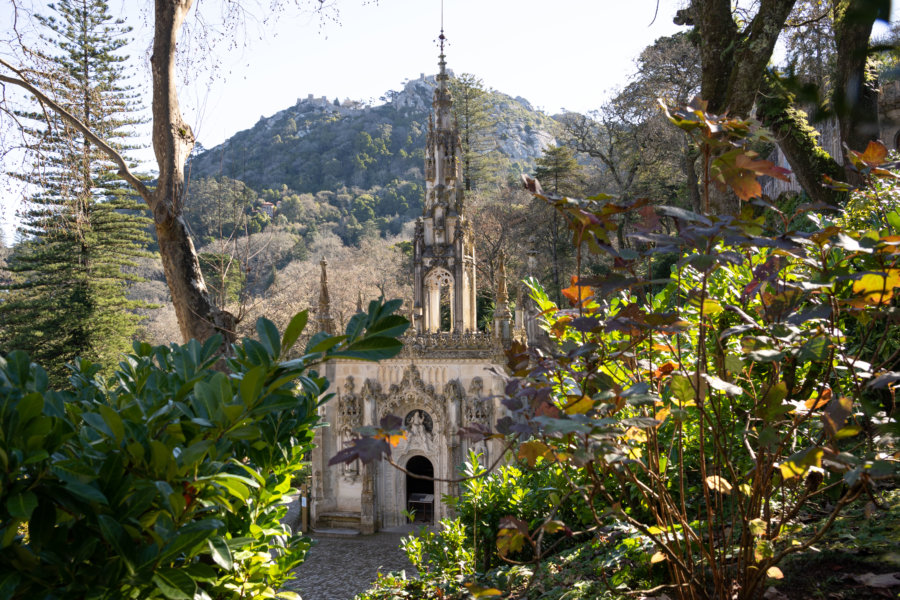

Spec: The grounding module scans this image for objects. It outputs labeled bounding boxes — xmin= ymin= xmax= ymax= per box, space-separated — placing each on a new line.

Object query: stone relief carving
xmin=403 ymin=409 xmax=434 ymax=452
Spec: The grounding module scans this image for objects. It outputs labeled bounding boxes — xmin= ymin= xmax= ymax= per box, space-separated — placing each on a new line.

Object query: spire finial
xmin=317 ymin=257 xmax=335 ymax=335
xmin=497 ymin=250 xmax=509 ymax=305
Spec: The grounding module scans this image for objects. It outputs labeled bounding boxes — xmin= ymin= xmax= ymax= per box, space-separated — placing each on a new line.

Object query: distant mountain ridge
xmin=188 ymin=73 xmax=559 ymax=196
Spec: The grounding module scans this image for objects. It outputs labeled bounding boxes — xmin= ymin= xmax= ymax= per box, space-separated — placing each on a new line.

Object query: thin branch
xmin=0 ymin=59 xmax=152 ymax=205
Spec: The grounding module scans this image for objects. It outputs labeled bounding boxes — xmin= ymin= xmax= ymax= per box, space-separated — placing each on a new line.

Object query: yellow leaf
xmin=852 ymin=270 xmax=900 ymax=305
xmin=766 ymin=566 xmax=784 ymax=579
xmin=779 ymin=447 xmax=824 ymax=480
xmin=705 ymin=475 xmax=733 ymax=494
xmin=561 ymin=275 xmax=593 ymax=306
xmin=562 ymin=394 xmax=594 ymax=415
xmin=650 ymin=551 xmax=667 ymax=564
xmin=804 ymin=387 xmax=832 ymax=411
xmin=624 ymin=427 xmax=648 ymax=443
xmin=463 ymin=583 xmax=503 ymax=598
xmin=517 ymin=440 xmax=551 ymax=468
xmin=654 ymin=407 xmax=670 ymax=425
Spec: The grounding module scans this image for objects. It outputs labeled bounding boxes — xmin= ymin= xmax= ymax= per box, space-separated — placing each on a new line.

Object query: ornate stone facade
xmin=308 ymin=36 xmax=516 ymax=533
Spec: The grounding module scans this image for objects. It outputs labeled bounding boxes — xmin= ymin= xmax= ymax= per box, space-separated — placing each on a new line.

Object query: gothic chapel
xmin=309 ymin=37 xmax=530 ymax=533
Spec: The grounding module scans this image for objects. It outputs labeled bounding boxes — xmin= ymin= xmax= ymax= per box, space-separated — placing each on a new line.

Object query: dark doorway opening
xmin=406 ymin=455 xmax=434 ymax=524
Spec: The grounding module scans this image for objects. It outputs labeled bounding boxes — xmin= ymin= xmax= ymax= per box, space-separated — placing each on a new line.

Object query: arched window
xmin=424 ymin=268 xmax=454 ymax=332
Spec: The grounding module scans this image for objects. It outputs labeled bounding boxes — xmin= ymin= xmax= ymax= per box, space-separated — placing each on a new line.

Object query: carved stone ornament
xmin=377 ymin=364 xmax=445 ymax=426
xmin=425 ymin=267 xmax=453 ymax=289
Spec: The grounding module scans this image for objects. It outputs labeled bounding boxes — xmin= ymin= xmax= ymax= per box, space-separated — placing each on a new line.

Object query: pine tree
xmin=0 ymin=0 xmax=152 ymax=382
xmin=449 ymin=74 xmax=506 ymax=191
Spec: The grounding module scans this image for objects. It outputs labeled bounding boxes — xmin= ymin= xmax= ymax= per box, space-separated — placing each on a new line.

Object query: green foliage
xmin=449 ymin=74 xmax=509 ymax=191
xmin=353 ymin=105 xmax=898 ymax=600
xmin=498 ymin=116 xmax=898 ymax=600
xmin=0 ymin=300 xmax=408 ymax=599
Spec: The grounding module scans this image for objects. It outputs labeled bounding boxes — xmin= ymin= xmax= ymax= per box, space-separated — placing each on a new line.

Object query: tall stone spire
xmin=412 ymin=29 xmax=477 ymax=334
xmin=494 ymin=251 xmax=511 ymax=340
xmin=317 ymin=257 xmax=336 ymax=335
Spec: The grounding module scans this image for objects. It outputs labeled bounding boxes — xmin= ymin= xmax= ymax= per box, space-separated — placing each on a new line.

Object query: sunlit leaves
xmin=561 ymin=276 xmax=594 ymax=307
xmin=778 ymin=447 xmax=824 ymax=479
xmin=705 ymin=476 xmax=733 ymax=494
xmin=517 ymin=440 xmax=552 ymax=467
xmin=463 ymin=583 xmax=503 ymax=598
xmin=852 ymin=270 xmax=900 ymax=304
xmin=496 ymin=516 xmax=530 ymax=558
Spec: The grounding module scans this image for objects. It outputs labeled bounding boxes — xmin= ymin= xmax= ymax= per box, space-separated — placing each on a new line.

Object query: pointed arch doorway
xmin=406 ymin=455 xmax=434 ymax=524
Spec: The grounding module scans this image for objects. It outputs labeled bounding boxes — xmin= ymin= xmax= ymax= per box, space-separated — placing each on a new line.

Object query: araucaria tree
xmin=450 ymin=73 xmax=505 ymax=191
xmin=0 ymin=0 xmax=152 ymax=382
xmin=1 ymin=0 xmax=251 ymax=349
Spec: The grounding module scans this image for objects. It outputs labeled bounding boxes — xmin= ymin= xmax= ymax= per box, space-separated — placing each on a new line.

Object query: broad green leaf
xmin=153 ymin=568 xmax=197 ymax=600
xmin=670 ymin=374 xmax=695 ymax=404
xmin=239 ymin=366 xmax=266 ymax=407
xmin=281 ymin=311 xmax=308 ymax=354
xmin=754 ymin=539 xmax=774 ymax=562
xmin=208 ymin=536 xmax=233 ymax=570
xmin=724 ymin=355 xmax=744 ymax=373
xmin=798 ymin=335 xmax=830 ymax=363
xmin=99 ymin=405 xmax=125 ymax=444
xmin=779 ymin=447 xmax=824 ymax=479
xmin=150 ymin=440 xmax=173 ymax=476
xmin=307 ymin=332 xmax=345 ymax=354
xmin=16 ymin=393 xmax=43 ymax=423
xmin=64 ymin=480 xmax=108 ymax=505
xmin=256 ymin=317 xmax=282 ymax=359
xmin=364 ymin=314 xmax=409 ymax=339
xmin=703 ymin=374 xmax=743 ymax=396
xmin=748 ymin=518 xmax=767 ymax=536
xmin=6 ymin=492 xmax=38 ymax=519
xmin=98 ymin=515 xmax=134 ymax=572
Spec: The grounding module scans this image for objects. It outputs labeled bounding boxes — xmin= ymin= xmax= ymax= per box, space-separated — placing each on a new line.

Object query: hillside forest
xmin=0 ymin=1 xmax=899 ymax=600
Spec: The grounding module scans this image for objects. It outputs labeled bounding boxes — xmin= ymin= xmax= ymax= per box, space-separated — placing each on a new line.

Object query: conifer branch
xmin=0 ymin=58 xmax=153 ymax=204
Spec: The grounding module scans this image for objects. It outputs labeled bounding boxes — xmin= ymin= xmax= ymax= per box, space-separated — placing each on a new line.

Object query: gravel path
xmin=285 ymin=529 xmax=417 ymax=600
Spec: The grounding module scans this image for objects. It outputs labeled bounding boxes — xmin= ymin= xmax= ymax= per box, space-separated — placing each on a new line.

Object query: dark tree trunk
xmin=833 ymin=0 xmax=881 ymax=183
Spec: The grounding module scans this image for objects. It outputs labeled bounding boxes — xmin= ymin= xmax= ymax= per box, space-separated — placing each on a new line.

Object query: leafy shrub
xmin=346 ymin=104 xmax=899 ymax=600
xmin=489 ymin=116 xmax=900 ymax=599
xmin=0 ymin=300 xmax=407 ymax=599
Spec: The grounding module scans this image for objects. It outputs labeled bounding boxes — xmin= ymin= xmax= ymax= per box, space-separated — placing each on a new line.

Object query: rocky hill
xmin=189 ymin=74 xmax=559 ymax=195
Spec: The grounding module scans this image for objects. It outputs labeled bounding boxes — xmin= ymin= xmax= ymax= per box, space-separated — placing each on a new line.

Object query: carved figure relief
xmin=404 ymin=409 xmax=434 ymax=452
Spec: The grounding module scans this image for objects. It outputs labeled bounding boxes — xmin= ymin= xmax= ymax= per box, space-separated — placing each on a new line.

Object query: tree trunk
xmin=683 ymin=141 xmax=702 ymax=213
xmin=146 ymin=0 xmax=236 ymax=344
xmin=833 ymin=0 xmax=881 ymax=183
xmin=756 ymin=74 xmax=845 ymax=206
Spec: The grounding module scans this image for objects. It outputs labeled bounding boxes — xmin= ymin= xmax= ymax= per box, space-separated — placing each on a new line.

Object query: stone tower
xmin=412 ymin=33 xmax=477 ymax=333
